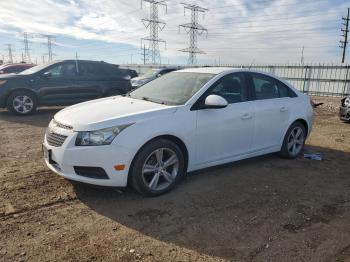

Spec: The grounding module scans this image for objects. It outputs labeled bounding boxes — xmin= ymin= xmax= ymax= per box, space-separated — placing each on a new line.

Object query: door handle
xmin=280 ymin=107 xmax=288 ymax=112
xmin=240 ymin=113 xmax=252 ymax=120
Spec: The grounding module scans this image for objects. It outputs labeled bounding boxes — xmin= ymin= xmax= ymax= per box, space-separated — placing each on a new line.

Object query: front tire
xmin=6 ymin=91 xmax=37 ymax=115
xmin=129 ymin=139 xmax=185 ymax=197
xmin=279 ymin=122 xmax=306 ymax=159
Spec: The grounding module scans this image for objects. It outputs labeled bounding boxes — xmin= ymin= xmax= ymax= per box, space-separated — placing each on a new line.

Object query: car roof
xmin=0 ymin=63 xmax=34 ymax=68
xmin=57 ymin=60 xmax=111 ymax=64
xmin=177 ymin=67 xmax=241 ymax=74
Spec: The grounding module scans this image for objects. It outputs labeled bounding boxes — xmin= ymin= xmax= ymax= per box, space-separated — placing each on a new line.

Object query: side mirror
xmin=42 ymin=71 xmax=52 ymax=78
xmin=156 ymin=73 xmax=162 ymax=78
xmin=204 ymin=94 xmax=228 ymax=109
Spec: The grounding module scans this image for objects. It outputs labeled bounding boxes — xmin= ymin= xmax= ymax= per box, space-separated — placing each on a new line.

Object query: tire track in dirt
xmin=0 ymin=196 xmax=79 ymax=221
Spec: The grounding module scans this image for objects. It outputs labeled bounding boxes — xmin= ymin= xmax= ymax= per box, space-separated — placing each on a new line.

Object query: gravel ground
xmin=0 ymin=98 xmax=350 ymax=262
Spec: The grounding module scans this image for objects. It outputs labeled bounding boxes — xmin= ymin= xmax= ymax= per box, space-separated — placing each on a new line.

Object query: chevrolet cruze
xmin=43 ymin=67 xmax=313 ymax=196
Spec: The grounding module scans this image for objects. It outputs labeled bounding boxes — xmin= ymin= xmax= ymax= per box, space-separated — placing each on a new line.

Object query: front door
xmin=195 ymin=72 xmax=255 ymax=165
xmin=36 ymin=62 xmax=80 ymax=105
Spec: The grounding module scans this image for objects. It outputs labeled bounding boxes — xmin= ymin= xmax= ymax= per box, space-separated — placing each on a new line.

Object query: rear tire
xmin=129 ymin=139 xmax=185 ymax=197
xmin=6 ymin=90 xmax=37 ymax=115
xmin=278 ymin=122 xmax=306 ymax=159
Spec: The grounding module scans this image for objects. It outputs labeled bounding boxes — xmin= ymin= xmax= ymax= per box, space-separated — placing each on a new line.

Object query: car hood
xmin=54 ymin=96 xmax=177 ymax=131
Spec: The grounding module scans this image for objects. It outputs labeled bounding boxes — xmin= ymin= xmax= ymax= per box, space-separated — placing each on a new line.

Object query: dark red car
xmin=0 ymin=63 xmax=35 ymax=74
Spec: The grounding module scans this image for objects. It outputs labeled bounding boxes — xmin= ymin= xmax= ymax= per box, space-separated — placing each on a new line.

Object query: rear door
xmin=247 ymin=73 xmax=294 ymax=151
xmin=74 ymin=62 xmax=105 ymax=100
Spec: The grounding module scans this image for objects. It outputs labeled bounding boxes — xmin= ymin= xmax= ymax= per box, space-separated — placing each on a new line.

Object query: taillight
xmin=0 ymin=80 xmax=7 ymax=85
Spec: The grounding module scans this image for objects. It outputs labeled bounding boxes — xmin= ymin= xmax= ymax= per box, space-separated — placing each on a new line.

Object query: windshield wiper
xmin=141 ymin=96 xmax=166 ymax=105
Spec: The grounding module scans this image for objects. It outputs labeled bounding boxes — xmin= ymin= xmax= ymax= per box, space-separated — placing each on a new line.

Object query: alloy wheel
xmin=287 ymin=126 xmax=304 ymax=156
xmin=13 ymin=95 xmax=33 ymax=114
xmin=142 ymin=148 xmax=179 ymax=191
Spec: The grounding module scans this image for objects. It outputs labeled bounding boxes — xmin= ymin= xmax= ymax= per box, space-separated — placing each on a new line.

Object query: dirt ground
xmin=0 ymin=97 xmax=350 ymax=262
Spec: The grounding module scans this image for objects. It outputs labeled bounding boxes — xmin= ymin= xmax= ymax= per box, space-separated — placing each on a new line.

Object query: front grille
xmin=53 ymin=119 xmax=73 ymax=130
xmin=46 ymin=130 xmax=67 ymax=147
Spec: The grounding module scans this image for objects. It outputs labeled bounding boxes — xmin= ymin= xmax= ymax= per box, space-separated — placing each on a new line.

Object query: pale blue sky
xmin=0 ymin=0 xmax=347 ymax=65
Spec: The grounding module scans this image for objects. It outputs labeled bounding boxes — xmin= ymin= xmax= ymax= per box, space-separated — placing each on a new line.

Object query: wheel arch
xmin=5 ymin=88 xmax=38 ymax=105
xmin=293 ymin=118 xmax=309 ymax=135
xmin=279 ymin=118 xmax=309 ymax=150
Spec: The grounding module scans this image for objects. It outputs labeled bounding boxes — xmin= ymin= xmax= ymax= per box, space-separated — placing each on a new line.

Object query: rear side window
xmin=250 ymin=73 xmax=295 ymax=100
xmin=46 ymin=63 xmax=77 ymax=78
xmin=102 ymin=64 xmax=124 ymax=77
xmin=277 ymin=81 xmax=297 ymax=97
xmin=79 ymin=63 xmax=103 ymax=77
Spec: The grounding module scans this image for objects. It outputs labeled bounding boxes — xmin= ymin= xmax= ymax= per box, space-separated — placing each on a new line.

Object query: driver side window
xmin=209 ymin=73 xmax=248 ymax=104
xmin=46 ymin=63 xmax=77 ymax=78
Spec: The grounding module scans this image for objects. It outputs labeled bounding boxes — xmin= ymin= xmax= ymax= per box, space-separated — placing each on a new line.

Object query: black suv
xmin=0 ymin=60 xmax=135 ymax=115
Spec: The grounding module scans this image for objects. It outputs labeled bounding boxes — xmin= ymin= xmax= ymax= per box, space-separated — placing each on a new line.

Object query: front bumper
xmin=43 ymin=128 xmax=134 ymax=187
xmin=339 ymin=106 xmax=350 ymax=121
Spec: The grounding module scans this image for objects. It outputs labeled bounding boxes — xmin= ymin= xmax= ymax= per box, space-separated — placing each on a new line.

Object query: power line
xmin=340 ymin=7 xmax=349 ymax=63
xmin=179 ymin=3 xmax=208 ymax=65
xmin=141 ymin=0 xmax=167 ymax=64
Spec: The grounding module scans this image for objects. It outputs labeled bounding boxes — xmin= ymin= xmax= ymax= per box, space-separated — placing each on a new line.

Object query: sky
xmin=0 ymin=0 xmax=348 ymax=65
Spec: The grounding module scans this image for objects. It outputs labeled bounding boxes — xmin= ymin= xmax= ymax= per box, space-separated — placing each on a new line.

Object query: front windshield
xmin=19 ymin=62 xmax=55 ymax=75
xmin=141 ymin=69 xmax=161 ymax=78
xmin=129 ymin=72 xmax=215 ymax=105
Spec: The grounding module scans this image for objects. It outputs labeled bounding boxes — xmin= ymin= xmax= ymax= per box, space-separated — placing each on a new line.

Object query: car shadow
xmin=72 ymin=145 xmax=350 ymax=261
xmin=0 ymin=107 xmax=62 ymax=127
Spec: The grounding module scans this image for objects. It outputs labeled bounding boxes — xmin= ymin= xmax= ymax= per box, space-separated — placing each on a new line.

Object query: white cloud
xmin=0 ymin=0 xmax=347 ymax=64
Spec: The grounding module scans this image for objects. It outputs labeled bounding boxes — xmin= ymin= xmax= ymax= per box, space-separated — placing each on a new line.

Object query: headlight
xmin=75 ymin=124 xmax=133 ymax=146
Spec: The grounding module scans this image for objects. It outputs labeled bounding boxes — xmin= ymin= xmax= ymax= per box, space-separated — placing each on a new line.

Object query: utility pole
xmin=141 ymin=44 xmax=147 ymax=64
xmin=179 ymin=3 xmax=208 ymax=65
xmin=300 ymin=46 xmax=304 ymax=65
xmin=141 ymin=0 xmax=167 ymax=65
xmin=340 ymin=8 xmax=349 ymax=63
xmin=23 ymin=32 xmax=31 ymax=63
xmin=42 ymin=55 xmax=46 ymax=64
xmin=75 ymin=52 xmax=79 ymax=73
xmin=42 ymin=35 xmax=54 ymax=62
xmin=6 ymin=44 xmax=13 ymax=63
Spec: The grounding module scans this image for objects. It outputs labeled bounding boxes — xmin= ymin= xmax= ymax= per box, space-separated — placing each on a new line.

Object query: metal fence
xmin=121 ymin=64 xmax=350 ymax=97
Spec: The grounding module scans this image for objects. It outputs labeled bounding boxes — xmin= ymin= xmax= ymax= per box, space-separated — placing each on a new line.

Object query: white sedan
xmin=43 ymin=67 xmax=313 ymax=196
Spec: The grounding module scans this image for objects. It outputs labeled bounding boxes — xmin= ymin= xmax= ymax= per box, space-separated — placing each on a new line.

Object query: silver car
xmin=131 ymin=67 xmax=180 ymax=88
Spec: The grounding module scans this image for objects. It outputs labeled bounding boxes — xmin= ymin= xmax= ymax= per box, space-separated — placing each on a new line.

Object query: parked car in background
xmin=339 ymin=96 xmax=350 ymax=122
xmin=119 ymin=67 xmax=138 ymax=78
xmin=130 ymin=67 xmax=180 ymax=88
xmin=43 ymin=67 xmax=313 ymax=196
xmin=0 ymin=63 xmax=35 ymax=74
xmin=0 ymin=60 xmax=133 ymax=115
